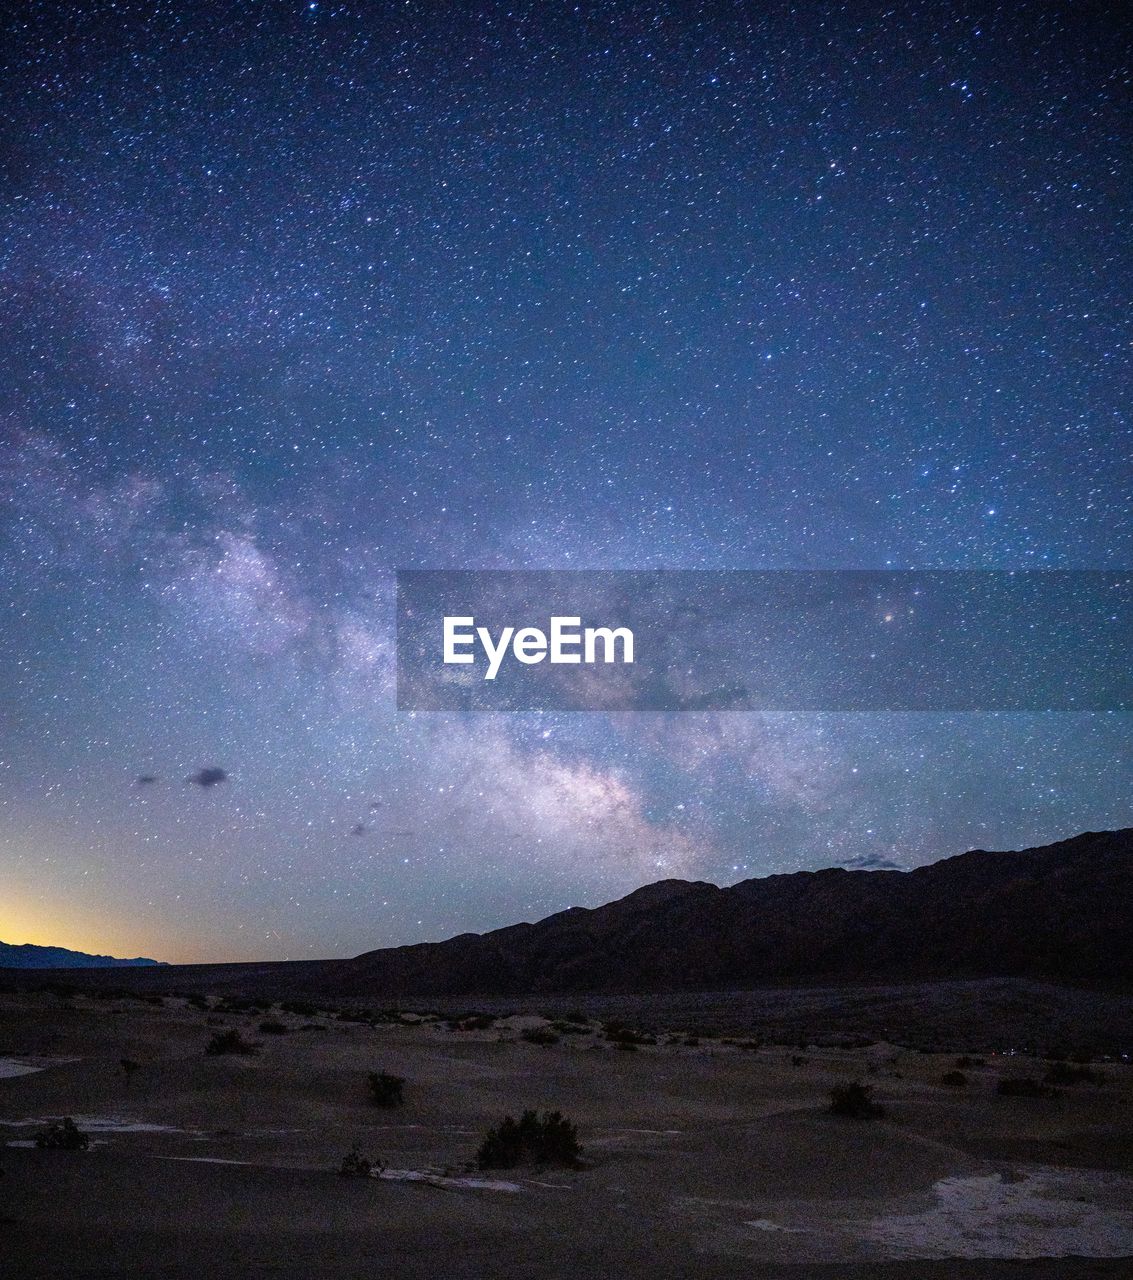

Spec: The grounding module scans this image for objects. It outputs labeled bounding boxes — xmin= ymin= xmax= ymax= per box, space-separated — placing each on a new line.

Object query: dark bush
xmin=451 ymin=1013 xmax=496 ymax=1031
xmin=368 ymin=1071 xmax=405 ymax=1107
xmin=522 ymin=1027 xmax=560 ymax=1046
xmin=1044 ymin=1062 xmax=1100 ymax=1086
xmin=476 ymin=1110 xmax=582 ymax=1170
xmin=216 ymin=996 xmax=268 ymax=1014
xmin=205 ymin=1028 xmax=258 ymax=1056
xmin=829 ymin=1080 xmax=885 ymax=1118
xmin=339 ymin=1148 xmax=383 ymax=1177
xmin=940 ymin=1070 xmax=968 ymax=1088
xmin=259 ymin=1020 xmax=288 ymax=1035
xmin=996 ymin=1076 xmax=1052 ymax=1098
xmin=280 ymin=1000 xmax=318 ymax=1017
xmin=955 ymin=1055 xmax=985 ymax=1069
xmin=34 ymin=1117 xmax=89 ymax=1150
xmin=605 ymin=1025 xmax=656 ymax=1048
xmin=120 ymin=1057 xmax=140 ymax=1087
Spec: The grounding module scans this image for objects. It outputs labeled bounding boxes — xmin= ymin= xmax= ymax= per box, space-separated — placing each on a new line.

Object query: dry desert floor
xmin=1 ymin=988 xmax=1131 ymax=1278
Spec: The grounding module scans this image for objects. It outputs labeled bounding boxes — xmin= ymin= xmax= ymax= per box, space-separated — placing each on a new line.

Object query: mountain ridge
xmin=335 ymin=828 xmax=1132 ymax=996
xmin=0 ymin=941 xmax=166 ymax=969
xmin=2 ymin=829 xmax=1129 ymax=997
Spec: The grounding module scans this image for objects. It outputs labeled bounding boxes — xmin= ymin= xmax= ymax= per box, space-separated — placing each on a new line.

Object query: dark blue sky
xmin=1 ymin=1 xmax=1129 ymax=961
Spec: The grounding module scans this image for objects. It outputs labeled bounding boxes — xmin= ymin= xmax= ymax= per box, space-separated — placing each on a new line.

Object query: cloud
xmin=188 ymin=767 xmax=228 ymax=788
xmin=839 ymin=853 xmax=907 ymax=872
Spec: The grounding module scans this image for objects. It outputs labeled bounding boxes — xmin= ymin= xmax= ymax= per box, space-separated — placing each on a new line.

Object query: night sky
xmin=1 ymin=1 xmax=1129 ymax=964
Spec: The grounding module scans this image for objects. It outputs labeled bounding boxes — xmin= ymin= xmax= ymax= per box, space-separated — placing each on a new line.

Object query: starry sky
xmin=1 ymin=1 xmax=1130 ymax=964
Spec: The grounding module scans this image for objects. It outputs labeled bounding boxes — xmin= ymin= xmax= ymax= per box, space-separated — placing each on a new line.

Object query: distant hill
xmin=333 ymin=828 xmax=1132 ymax=996
xmin=0 ymin=941 xmax=165 ymax=969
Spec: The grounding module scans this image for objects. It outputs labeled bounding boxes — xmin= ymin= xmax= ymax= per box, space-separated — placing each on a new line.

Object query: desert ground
xmin=2 ymin=987 xmax=1131 ymax=1278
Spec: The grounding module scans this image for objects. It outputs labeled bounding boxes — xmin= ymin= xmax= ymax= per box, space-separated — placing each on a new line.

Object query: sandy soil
xmin=1 ymin=989 xmax=1131 ymax=1278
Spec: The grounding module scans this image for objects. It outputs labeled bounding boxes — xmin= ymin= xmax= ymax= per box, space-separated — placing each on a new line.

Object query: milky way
xmin=1 ymin=2 xmax=1129 ymax=962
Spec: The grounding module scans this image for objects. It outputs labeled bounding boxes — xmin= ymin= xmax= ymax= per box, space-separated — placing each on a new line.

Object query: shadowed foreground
xmin=2 ymin=989 xmax=1131 ymax=1278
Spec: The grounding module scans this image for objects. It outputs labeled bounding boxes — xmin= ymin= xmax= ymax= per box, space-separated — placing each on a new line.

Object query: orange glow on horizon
xmin=0 ymin=893 xmax=178 ymax=963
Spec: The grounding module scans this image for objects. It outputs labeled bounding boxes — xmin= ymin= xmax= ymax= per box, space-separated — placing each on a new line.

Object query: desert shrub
xmin=339 ymin=1148 xmax=384 ymax=1177
xmin=604 ymin=1025 xmax=655 ymax=1048
xmin=552 ymin=1020 xmax=590 ymax=1035
xmin=368 ymin=1071 xmax=405 ymax=1107
xmin=280 ymin=1000 xmax=318 ymax=1017
xmin=684 ymin=1036 xmax=700 ymax=1047
xmin=1044 ymin=1062 xmax=1100 ymax=1086
xmin=476 ymin=1110 xmax=582 ymax=1170
xmin=563 ymin=1009 xmax=589 ymax=1025
xmin=185 ymin=993 xmax=211 ymax=1011
xmin=954 ymin=1055 xmax=985 ymax=1069
xmin=259 ymin=1019 xmax=288 ymax=1035
xmin=790 ymin=1054 xmax=807 ymax=1067
xmin=996 ymin=1076 xmax=1052 ymax=1098
xmin=338 ymin=1009 xmax=375 ymax=1025
xmin=205 ymin=1028 xmax=258 ymax=1056
xmin=940 ymin=1070 xmax=968 ymax=1088
xmin=735 ymin=1039 xmax=761 ymax=1052
xmin=450 ymin=1013 xmax=496 ymax=1031
xmin=34 ymin=1117 xmax=89 ymax=1150
xmin=119 ymin=1058 xmax=140 ymax=1087
xmin=215 ymin=996 xmax=267 ymax=1013
xmin=829 ymin=1080 xmax=885 ymax=1118
xmin=522 ymin=1027 xmax=560 ymax=1046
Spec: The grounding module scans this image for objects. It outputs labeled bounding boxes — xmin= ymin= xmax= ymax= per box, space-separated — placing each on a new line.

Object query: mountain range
xmin=328 ymin=827 xmax=1131 ymax=996
xmin=2 ymin=828 xmax=1129 ymax=995
xmin=0 ymin=941 xmax=165 ymax=969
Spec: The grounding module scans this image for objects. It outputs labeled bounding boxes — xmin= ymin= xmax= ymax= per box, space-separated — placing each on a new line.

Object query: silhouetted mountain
xmin=0 ymin=941 xmax=165 ymax=969
xmin=333 ymin=828 xmax=1132 ymax=996
xmin=2 ymin=830 xmax=1127 ymax=1001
